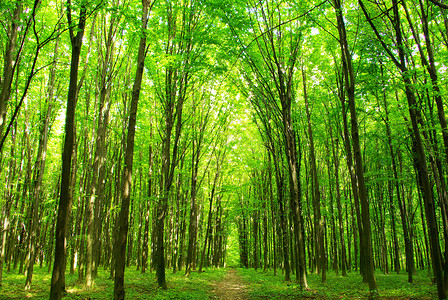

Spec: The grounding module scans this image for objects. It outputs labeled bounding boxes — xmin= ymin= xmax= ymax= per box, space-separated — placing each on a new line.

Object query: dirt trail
xmin=212 ymin=268 xmax=249 ymax=300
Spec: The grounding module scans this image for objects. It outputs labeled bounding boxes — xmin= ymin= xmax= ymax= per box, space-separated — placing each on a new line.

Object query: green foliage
xmin=2 ymin=267 xmax=227 ymax=299
xmin=238 ymin=268 xmax=438 ymax=299
xmin=1 ymin=267 xmax=439 ymax=299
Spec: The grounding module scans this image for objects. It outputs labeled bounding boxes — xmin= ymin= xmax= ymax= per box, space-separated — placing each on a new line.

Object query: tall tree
xmin=303 ymin=67 xmax=325 ymax=281
xmin=86 ymin=2 xmax=121 ymax=285
xmin=24 ymin=33 xmax=60 ymax=290
xmin=50 ymin=1 xmax=87 ymax=298
xmin=113 ymin=0 xmax=152 ymax=298
xmin=333 ymin=0 xmax=378 ymax=295
xmin=0 ymin=2 xmax=22 ymax=141
xmin=154 ymin=0 xmax=201 ymax=288
xmin=359 ymin=0 xmax=446 ymax=296
xmin=238 ymin=1 xmax=308 ymax=287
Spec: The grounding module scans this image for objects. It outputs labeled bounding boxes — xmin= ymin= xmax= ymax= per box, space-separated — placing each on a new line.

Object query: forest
xmin=0 ymin=0 xmax=448 ymax=299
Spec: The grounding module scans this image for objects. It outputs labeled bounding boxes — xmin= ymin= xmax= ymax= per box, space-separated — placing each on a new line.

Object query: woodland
xmin=0 ymin=0 xmax=448 ymax=299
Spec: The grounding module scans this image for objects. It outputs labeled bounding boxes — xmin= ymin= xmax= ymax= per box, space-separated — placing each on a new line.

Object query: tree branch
xmin=428 ymin=0 xmax=448 ymax=9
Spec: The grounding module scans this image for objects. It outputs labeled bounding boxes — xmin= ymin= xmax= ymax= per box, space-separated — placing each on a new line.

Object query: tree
xmin=50 ymin=1 xmax=87 ymax=298
xmin=303 ymin=66 xmax=325 ymax=281
xmin=86 ymin=1 xmax=121 ymax=286
xmin=359 ymin=0 xmax=446 ymax=296
xmin=0 ymin=2 xmax=22 ymax=142
xmin=113 ymin=0 xmax=152 ymax=298
xmin=333 ymin=0 xmax=378 ymax=295
xmin=24 ymin=30 xmax=60 ymax=290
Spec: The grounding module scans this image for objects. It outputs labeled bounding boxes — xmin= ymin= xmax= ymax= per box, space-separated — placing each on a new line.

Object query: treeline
xmin=0 ymin=0 xmax=448 ymax=299
xmin=0 ymin=0 xmax=233 ymax=299
xmin=227 ymin=0 xmax=448 ymax=299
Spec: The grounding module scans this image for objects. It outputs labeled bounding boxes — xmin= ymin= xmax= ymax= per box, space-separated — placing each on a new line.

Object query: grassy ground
xmin=1 ymin=266 xmax=438 ymax=299
xmin=1 ymin=267 xmax=226 ymax=299
xmin=237 ymin=268 xmax=438 ymax=299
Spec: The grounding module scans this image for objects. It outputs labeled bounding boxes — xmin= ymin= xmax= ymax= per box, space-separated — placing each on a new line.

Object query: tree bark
xmin=113 ymin=1 xmax=150 ymax=298
xmin=185 ymin=139 xmax=199 ymax=276
xmin=49 ymin=3 xmax=86 ymax=299
xmin=359 ymin=0 xmax=446 ymax=296
xmin=303 ymin=68 xmax=325 ymax=280
xmin=334 ymin=0 xmax=377 ymax=294
xmin=0 ymin=3 xmax=21 ymax=139
xmin=24 ymin=81 xmax=54 ymax=289
xmin=199 ymin=166 xmax=220 ymax=273
xmin=141 ymin=142 xmax=153 ymax=274
xmin=382 ymin=88 xmax=408 ymax=277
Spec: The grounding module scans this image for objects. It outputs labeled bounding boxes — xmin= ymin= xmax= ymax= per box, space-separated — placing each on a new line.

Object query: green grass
xmin=1 ymin=266 xmax=226 ymax=299
xmin=1 ymin=266 xmax=438 ymax=299
xmin=237 ymin=268 xmax=438 ymax=299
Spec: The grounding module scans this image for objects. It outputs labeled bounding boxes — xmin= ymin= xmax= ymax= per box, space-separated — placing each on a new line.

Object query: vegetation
xmin=3 ymin=267 xmax=227 ymax=299
xmin=239 ymin=268 xmax=437 ymax=299
xmin=2 ymin=267 xmax=438 ymax=299
xmin=0 ymin=0 xmax=448 ymax=299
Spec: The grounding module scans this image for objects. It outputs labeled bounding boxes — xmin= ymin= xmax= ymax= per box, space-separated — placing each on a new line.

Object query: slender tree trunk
xmin=86 ymin=11 xmax=117 ymax=285
xmin=172 ymin=164 xmax=183 ymax=273
xmin=262 ymin=173 xmax=269 ymax=272
xmin=0 ymin=3 xmax=21 ymax=138
xmin=186 ymin=141 xmax=199 ymax=276
xmin=334 ymin=0 xmax=377 ymax=294
xmin=239 ymin=192 xmax=249 ymax=268
xmin=382 ymin=88 xmax=406 ymax=277
xmin=329 ymin=118 xmax=347 ymax=276
xmin=141 ymin=143 xmax=153 ymax=274
xmin=360 ymin=0 xmax=445 ymax=295
xmin=326 ymin=149 xmax=338 ymax=275
xmin=0 ymin=125 xmax=17 ymax=286
xmin=77 ymin=93 xmax=93 ymax=283
xmin=253 ymin=206 xmax=259 ymax=270
xmin=199 ymin=167 xmax=219 ymax=273
xmin=113 ymin=1 xmax=149 ymax=298
xmin=49 ymin=3 xmax=87 ymax=299
xmin=25 ymin=32 xmax=59 ymax=288
xmin=271 ymin=152 xmax=291 ymax=281
xmin=303 ymin=68 xmax=324 ymax=281
xmin=25 ymin=93 xmax=53 ymax=289
xmin=268 ymin=156 xmax=277 ymax=276
xmin=279 ymin=73 xmax=307 ymax=288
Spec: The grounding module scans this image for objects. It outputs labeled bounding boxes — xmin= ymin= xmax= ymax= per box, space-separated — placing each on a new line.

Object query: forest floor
xmin=211 ymin=268 xmax=249 ymax=299
xmin=1 ymin=265 xmax=438 ymax=299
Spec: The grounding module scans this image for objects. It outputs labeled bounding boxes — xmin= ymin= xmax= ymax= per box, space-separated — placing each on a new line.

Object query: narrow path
xmin=212 ymin=268 xmax=249 ymax=300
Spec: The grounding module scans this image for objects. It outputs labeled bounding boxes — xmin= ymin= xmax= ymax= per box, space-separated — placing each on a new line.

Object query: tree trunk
xmin=141 ymin=143 xmax=153 ymax=274
xmin=186 ymin=142 xmax=199 ymax=276
xmin=262 ymin=173 xmax=269 ymax=272
xmin=113 ymin=1 xmax=149 ymax=298
xmin=199 ymin=167 xmax=219 ymax=273
xmin=329 ymin=118 xmax=347 ymax=276
xmin=49 ymin=3 xmax=87 ymax=299
xmin=303 ymin=68 xmax=324 ymax=281
xmin=359 ymin=0 xmax=446 ymax=296
xmin=25 ymin=31 xmax=59 ymax=288
xmin=25 ymin=87 xmax=54 ymax=289
xmin=278 ymin=68 xmax=307 ymax=289
xmin=0 ymin=124 xmax=18 ymax=286
xmin=0 ymin=3 xmax=21 ymax=139
xmin=334 ymin=0 xmax=377 ymax=294
xmin=253 ymin=207 xmax=259 ymax=270
xmin=271 ymin=151 xmax=291 ymax=281
xmin=86 ymin=11 xmax=117 ymax=285
xmin=382 ymin=87 xmax=406 ymax=276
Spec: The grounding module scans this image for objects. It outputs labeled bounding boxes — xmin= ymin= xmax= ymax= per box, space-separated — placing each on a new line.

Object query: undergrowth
xmin=1 ymin=266 xmax=438 ymax=299
xmin=237 ymin=268 xmax=437 ymax=299
xmin=1 ymin=266 xmax=226 ymax=299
